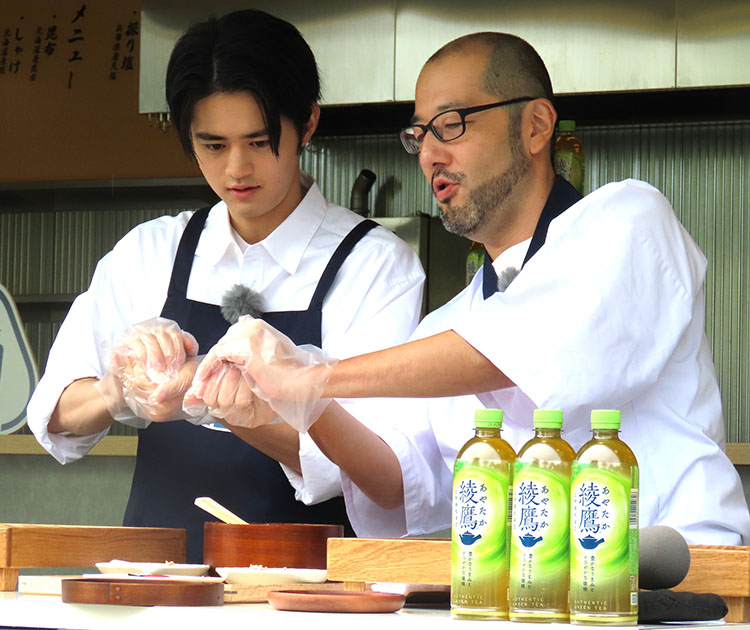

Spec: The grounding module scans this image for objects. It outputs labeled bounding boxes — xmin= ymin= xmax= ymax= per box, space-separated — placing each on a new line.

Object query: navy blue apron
xmin=483 ymin=175 xmax=583 ymax=298
xmin=123 ymin=207 xmax=377 ymax=562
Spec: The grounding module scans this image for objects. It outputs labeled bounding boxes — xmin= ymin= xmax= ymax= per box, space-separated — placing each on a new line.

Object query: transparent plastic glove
xmin=94 ymin=317 xmax=199 ymax=424
xmin=185 ymin=317 xmax=337 ymax=432
xmin=185 ymin=361 xmax=279 ymax=429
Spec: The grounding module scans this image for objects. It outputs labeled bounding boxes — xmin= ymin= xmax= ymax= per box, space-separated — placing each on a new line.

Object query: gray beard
xmin=438 ymin=144 xmax=530 ymax=238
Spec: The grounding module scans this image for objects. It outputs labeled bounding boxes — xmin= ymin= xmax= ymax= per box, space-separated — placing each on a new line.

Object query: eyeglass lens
xmin=401 ymin=110 xmax=465 ymax=154
xmin=430 ymin=111 xmax=464 ymax=142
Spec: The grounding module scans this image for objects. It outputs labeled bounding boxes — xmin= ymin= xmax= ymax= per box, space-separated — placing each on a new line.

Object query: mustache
xmin=431 ymin=169 xmax=465 ymax=187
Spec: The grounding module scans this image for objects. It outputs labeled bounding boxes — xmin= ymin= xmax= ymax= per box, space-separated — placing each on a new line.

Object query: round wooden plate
xmin=61 ymin=577 xmax=224 ymax=607
xmin=267 ymin=589 xmax=405 ymax=613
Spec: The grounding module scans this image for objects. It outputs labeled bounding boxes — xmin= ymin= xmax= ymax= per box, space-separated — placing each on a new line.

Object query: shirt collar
xmin=482 ymin=175 xmax=583 ymax=299
xmin=194 ymin=172 xmax=326 ymax=274
xmin=262 ymin=172 xmax=326 ymax=275
xmin=194 ymin=201 xmax=236 ymax=266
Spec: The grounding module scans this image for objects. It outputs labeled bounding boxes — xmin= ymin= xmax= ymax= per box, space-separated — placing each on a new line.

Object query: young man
xmin=192 ymin=32 xmax=750 ymax=545
xmin=26 ymin=10 xmax=424 ymax=562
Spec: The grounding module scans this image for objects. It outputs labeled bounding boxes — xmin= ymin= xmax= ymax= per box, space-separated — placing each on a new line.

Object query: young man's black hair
xmin=166 ymin=9 xmax=321 ymax=158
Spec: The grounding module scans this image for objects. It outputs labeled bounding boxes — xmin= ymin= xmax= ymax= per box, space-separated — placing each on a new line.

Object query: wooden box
xmin=327 ymin=538 xmax=750 ymax=622
xmin=0 ymin=523 xmax=185 ymax=591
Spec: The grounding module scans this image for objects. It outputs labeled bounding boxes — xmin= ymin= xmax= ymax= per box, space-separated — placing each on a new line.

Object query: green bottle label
xmin=570 ymin=463 xmax=639 ymax=619
xmin=510 ymin=461 xmax=570 ymax=610
xmin=452 ymin=459 xmax=511 ymax=609
xmin=466 ymin=248 xmax=483 ymax=286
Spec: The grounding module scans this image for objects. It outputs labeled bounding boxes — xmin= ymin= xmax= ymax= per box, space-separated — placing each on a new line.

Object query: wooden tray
xmin=61 ymin=577 xmax=224 ymax=607
xmin=267 ymin=589 xmax=405 ymax=613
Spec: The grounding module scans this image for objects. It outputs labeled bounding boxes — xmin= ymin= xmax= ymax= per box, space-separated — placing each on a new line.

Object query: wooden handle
xmin=194 ymin=497 xmax=248 ymax=525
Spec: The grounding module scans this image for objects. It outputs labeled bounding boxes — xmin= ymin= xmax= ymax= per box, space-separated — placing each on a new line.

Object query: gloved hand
xmin=184 ymin=317 xmax=337 ymax=432
xmin=94 ymin=317 xmax=200 ymax=424
xmin=183 ymin=361 xmax=279 ymax=428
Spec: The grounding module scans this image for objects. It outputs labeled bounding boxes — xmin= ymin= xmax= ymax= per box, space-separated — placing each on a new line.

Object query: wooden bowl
xmin=203 ymin=523 xmax=344 ymax=569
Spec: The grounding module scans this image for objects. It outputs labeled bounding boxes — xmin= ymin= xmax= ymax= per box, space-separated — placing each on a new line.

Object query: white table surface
xmin=0 ymin=591 xmax=745 ymax=630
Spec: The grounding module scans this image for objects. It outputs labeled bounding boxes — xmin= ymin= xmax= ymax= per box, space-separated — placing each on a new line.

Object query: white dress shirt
xmin=27 ymin=175 xmax=425 ymax=504
xmin=341 ymin=179 xmax=750 ymax=545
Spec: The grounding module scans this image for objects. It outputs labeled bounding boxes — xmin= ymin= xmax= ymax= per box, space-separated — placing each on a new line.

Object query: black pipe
xmin=350 ymin=169 xmax=377 ymax=217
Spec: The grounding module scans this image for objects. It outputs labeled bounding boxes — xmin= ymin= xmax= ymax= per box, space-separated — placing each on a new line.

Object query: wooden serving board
xmin=61 ymin=577 xmax=224 ymax=607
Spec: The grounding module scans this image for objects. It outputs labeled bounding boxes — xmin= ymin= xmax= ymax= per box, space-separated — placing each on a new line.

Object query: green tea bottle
xmin=509 ymin=409 xmax=575 ymax=622
xmin=570 ymin=409 xmax=639 ymax=625
xmin=451 ymin=408 xmax=515 ymax=620
xmin=553 ymin=120 xmax=585 ymax=194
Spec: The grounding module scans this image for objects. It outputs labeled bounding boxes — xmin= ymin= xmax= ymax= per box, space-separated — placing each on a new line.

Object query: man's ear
xmin=524 ymin=98 xmax=557 ymax=158
xmin=301 ymin=103 xmax=321 ymax=148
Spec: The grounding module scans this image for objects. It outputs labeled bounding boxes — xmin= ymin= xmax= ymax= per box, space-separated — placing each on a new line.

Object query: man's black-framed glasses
xmin=399 ymin=96 xmax=535 ymax=155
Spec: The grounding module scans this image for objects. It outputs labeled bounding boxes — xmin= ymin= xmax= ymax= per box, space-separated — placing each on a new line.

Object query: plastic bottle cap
xmin=558 ymin=120 xmax=576 ymax=132
xmin=475 ymin=408 xmax=503 ymax=429
xmin=591 ymin=409 xmax=621 ymax=430
xmin=533 ymin=408 xmax=563 ymax=428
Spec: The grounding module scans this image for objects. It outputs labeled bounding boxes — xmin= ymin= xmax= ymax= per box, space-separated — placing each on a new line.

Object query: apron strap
xmin=165 ymin=206 xmax=212 ymax=301
xmin=307 ymin=219 xmax=378 ymax=310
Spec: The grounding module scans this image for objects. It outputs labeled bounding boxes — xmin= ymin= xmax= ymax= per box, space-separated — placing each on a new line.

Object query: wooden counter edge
xmin=728 ymin=443 xmax=750 ymax=466
xmin=0 ymin=435 xmax=136 ymax=456
xmin=3 ymin=437 xmax=750 ymax=463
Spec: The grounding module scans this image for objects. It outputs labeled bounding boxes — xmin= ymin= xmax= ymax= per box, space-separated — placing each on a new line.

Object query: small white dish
xmin=216 ymin=565 xmax=327 ymax=585
xmin=95 ymin=560 xmax=210 ymax=577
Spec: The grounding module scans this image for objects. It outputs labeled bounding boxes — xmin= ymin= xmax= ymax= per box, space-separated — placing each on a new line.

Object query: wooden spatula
xmin=194 ymin=497 xmax=248 ymax=525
